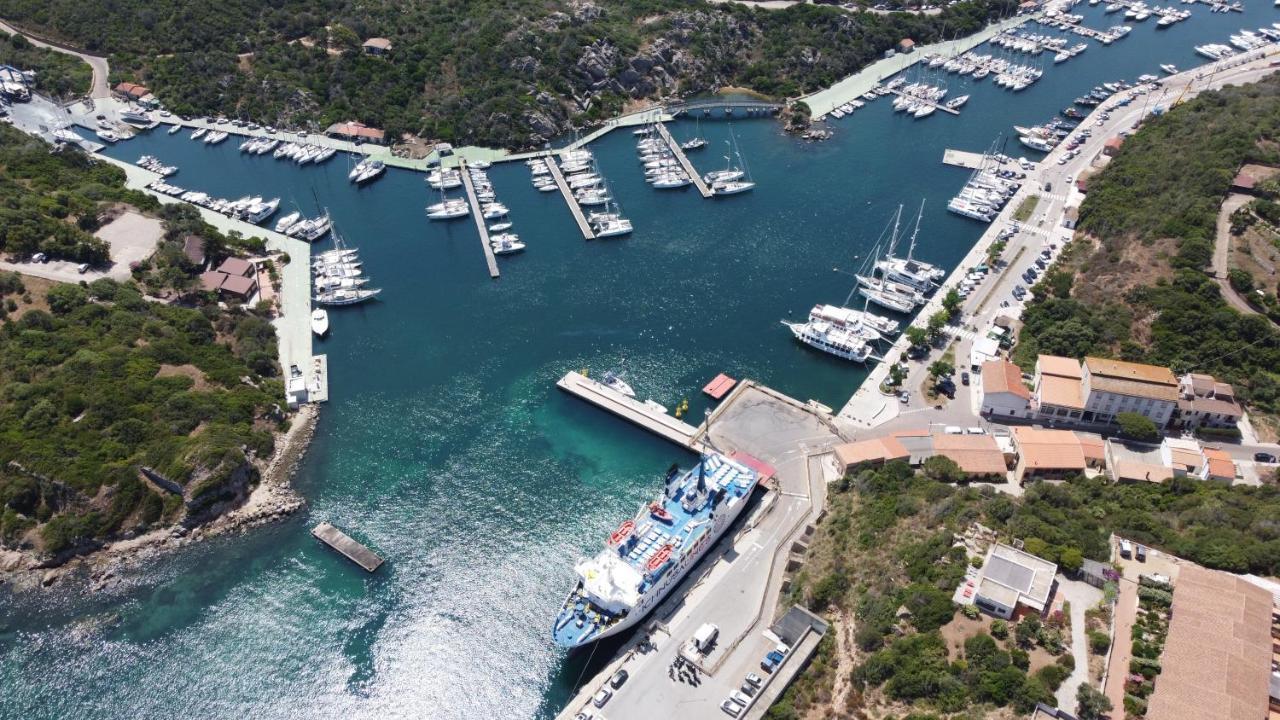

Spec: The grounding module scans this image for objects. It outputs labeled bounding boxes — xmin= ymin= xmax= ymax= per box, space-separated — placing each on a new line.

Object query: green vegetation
xmin=0 ymin=124 xmax=157 ymax=263
xmin=0 ymin=32 xmax=90 ymax=97
xmin=1017 ymin=75 xmax=1280 ymax=415
xmin=1116 ymin=412 xmax=1159 ymax=443
xmin=1012 ymin=194 xmax=1039 ymax=223
xmin=0 ymin=0 xmax=1014 ymax=148
xmin=773 ymin=462 xmax=1280 ymax=716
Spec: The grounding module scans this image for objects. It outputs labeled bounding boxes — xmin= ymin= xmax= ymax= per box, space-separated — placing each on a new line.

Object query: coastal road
xmin=0 ymin=18 xmax=110 ymax=98
xmin=1213 ymin=193 xmax=1264 ymax=316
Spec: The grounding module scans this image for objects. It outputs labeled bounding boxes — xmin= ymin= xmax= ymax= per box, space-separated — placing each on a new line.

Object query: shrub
xmin=1088 ymin=629 xmax=1111 ymax=655
xmin=990 ymin=619 xmax=1009 ymax=639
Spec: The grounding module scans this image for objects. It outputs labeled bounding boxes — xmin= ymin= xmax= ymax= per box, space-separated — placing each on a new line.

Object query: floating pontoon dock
xmin=556 ymin=371 xmax=705 ymax=452
xmin=653 ymin=123 xmax=713 ymax=198
xmin=546 ymin=158 xmax=596 ymax=240
xmin=942 ymin=149 xmax=989 ymax=170
xmin=459 ymin=160 xmax=501 ymax=278
xmin=312 ymin=522 xmax=384 ymax=572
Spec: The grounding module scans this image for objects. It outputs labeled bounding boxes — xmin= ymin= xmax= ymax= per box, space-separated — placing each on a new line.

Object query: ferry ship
xmin=552 ymin=454 xmax=759 ymax=649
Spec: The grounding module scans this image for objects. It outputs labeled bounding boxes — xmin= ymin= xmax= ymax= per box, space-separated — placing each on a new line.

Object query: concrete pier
xmin=312 ymin=522 xmax=384 ymax=572
xmin=653 ymin=123 xmax=713 ymax=198
xmin=943 ymin=149 xmax=988 ymax=170
xmin=556 ymin=371 xmax=704 ymax=451
xmin=458 ymin=160 xmax=501 ymax=278
xmin=308 ymin=354 xmax=330 ymax=403
xmin=546 ymin=159 xmax=596 ymax=240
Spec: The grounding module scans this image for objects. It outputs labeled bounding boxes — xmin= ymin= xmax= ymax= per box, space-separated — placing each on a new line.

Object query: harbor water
xmin=2 ymin=4 xmax=1276 ymax=718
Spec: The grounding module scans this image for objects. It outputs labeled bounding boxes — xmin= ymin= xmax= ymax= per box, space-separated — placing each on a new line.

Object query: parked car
xmin=77 ymin=263 xmax=90 ymax=274
xmin=592 ymin=688 xmax=612 ymax=708
xmin=609 ymin=669 xmax=628 ymax=689
xmin=31 ymin=252 xmax=46 ymax=263
xmin=721 ymin=699 xmax=744 ymax=717
xmin=899 ymin=391 xmax=910 ymax=404
xmin=745 ymin=672 xmax=764 ymax=688
xmin=961 ymin=371 xmax=971 ymax=386
xmin=730 ymin=690 xmax=753 ymax=707
xmin=1136 ymin=545 xmax=1147 ymax=562
xmin=1254 ymin=452 xmax=1277 ymax=463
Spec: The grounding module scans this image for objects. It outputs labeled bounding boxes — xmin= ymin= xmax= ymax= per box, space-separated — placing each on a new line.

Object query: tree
xmin=906 ymin=325 xmax=929 ymax=348
xmin=927 ymin=310 xmax=949 ymax=339
xmin=1116 ymin=412 xmax=1159 ymax=442
xmin=927 ymin=359 xmax=954 ymax=380
xmin=888 ymin=363 xmax=907 ymax=387
xmin=1228 ymin=268 xmax=1255 ymax=294
xmin=1076 ymin=683 xmax=1113 ymax=720
xmin=1087 ymin=630 xmax=1110 ymax=655
xmin=942 ymin=288 xmax=963 ymax=318
xmin=990 ymin=619 xmax=1009 ymax=640
xmin=1059 ymin=547 xmax=1084 ymax=574
xmin=1015 ymin=617 xmax=1041 ymax=648
xmin=45 ymin=283 xmax=87 ymax=315
xmin=923 ymin=455 xmax=965 ymax=484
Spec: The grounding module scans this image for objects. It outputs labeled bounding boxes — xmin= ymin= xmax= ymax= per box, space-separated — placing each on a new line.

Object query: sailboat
xmin=707 ymin=128 xmax=756 ymax=196
xmin=857 ymin=208 xmax=926 ymax=313
xmin=681 ymin=118 xmax=707 ymax=151
xmin=875 ymin=200 xmax=945 ymax=292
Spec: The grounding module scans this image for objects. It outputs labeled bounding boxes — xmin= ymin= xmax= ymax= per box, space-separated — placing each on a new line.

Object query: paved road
xmin=0 ymin=19 xmax=110 ymax=98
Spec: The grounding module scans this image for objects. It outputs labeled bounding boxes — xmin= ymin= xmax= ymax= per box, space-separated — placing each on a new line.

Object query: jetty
xmin=556 ymin=371 xmax=705 ymax=452
xmin=653 ymin=123 xmax=713 ymax=198
xmin=312 ymin=522 xmax=384 ymax=572
xmin=942 ymin=149 xmax=989 ymax=170
xmin=546 ymin=158 xmax=596 ymax=240
xmin=459 ymin=160 xmax=501 ymax=278
xmin=887 ymin=89 xmax=961 ymax=116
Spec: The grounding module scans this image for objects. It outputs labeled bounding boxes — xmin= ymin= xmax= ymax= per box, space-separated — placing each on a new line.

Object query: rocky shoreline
xmin=0 ymin=404 xmax=319 ymax=594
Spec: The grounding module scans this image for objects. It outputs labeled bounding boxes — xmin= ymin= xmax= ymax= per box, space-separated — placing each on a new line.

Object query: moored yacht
xmin=311 ymin=309 xmax=329 ymax=337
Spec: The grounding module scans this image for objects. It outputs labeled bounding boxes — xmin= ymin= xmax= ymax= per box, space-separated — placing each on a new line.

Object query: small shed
xmin=362 ymin=37 xmax=393 ymax=55
xmin=896 ymin=38 xmax=916 ymax=54
xmin=1102 ymin=137 xmax=1124 ymax=156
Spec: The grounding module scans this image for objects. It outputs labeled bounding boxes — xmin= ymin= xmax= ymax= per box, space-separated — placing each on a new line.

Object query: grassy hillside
xmin=1016 ymin=74 xmax=1280 ymax=416
xmin=0 ymin=31 xmax=90 ymax=97
xmin=0 ymin=0 xmax=1014 ymax=148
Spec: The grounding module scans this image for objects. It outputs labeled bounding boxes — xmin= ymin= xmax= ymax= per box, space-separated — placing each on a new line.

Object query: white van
xmin=1119 ymin=539 xmax=1132 ymax=558
xmin=944 ymin=426 xmax=963 ymax=435
xmin=693 ymin=623 xmax=719 ymax=653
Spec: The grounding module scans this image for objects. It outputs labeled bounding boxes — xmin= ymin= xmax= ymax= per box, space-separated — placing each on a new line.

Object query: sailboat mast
xmin=907 ymin=199 xmax=926 ymax=262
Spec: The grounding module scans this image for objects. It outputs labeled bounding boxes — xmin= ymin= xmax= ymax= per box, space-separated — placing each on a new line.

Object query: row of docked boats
xmin=347 ymin=156 xmax=386 ymax=185
xmin=237 ymin=136 xmax=338 ymax=166
xmin=783 ymin=203 xmax=947 ymax=362
xmin=142 ymin=177 xmax=289 ymax=227
xmin=889 ymin=80 xmax=969 ymax=118
xmin=135 ymin=155 xmax=177 ymax=177
xmin=947 ymin=152 xmax=1022 ymax=223
xmin=635 ymin=124 xmax=693 ymax=190
xmin=534 ymin=147 xmax=634 ymax=237
xmin=189 ymin=127 xmax=228 ymax=145
xmin=827 ymin=98 xmax=867 ymax=120
xmin=312 ymin=231 xmax=381 ymax=306
xmin=275 ymin=210 xmax=332 ymax=242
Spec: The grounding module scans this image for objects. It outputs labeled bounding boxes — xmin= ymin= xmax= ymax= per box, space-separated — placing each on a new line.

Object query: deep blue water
xmin=2 ymin=4 xmax=1275 ymax=718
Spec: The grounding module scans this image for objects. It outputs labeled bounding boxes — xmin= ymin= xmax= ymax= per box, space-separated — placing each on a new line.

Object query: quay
xmin=311 ymin=522 xmax=384 ymax=572
xmin=308 ymin=354 xmax=330 ymax=403
xmin=458 ymin=160 xmax=501 ymax=278
xmin=556 ymin=371 xmax=703 ymax=451
xmin=545 ymin=158 xmax=596 ymax=240
xmin=888 ymin=89 xmax=961 ymax=116
xmin=653 ymin=122 xmax=714 ymax=198
xmin=943 ymin=148 xmax=988 ymax=169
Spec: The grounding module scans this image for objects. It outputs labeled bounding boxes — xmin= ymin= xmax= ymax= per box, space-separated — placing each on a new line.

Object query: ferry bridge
xmin=665 ymin=99 xmax=783 ymax=117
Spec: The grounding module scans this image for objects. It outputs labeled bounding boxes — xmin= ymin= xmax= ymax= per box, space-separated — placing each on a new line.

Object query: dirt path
xmin=1213 ymin=193 xmax=1261 ymax=316
xmin=829 ymin=609 xmax=857 ymax=714
xmin=1103 ymin=579 xmax=1139 ymax=717
xmin=0 ymin=18 xmax=110 ymax=98
xmin=1056 ymin=577 xmax=1104 ymax=710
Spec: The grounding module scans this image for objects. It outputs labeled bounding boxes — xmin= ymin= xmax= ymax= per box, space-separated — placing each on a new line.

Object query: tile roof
xmin=1202 ymin=447 xmax=1235 ymax=480
xmin=1074 ymin=432 xmax=1105 ymax=462
xmin=1013 ymin=427 xmax=1087 ymax=470
xmin=1085 ymin=356 xmax=1177 ymax=385
xmin=1037 ymin=355 xmax=1082 ymax=379
xmin=1039 ymin=374 xmax=1085 ymax=409
xmin=1113 ymin=459 xmax=1174 ymax=483
xmin=834 ymin=436 xmax=909 ymax=467
xmin=219 ymin=274 xmax=257 ymax=297
xmin=1089 ymin=375 xmax=1180 ymax=402
xmin=932 ymin=433 xmax=1006 ymax=475
xmin=982 ymin=359 xmax=1031 ymax=399
xmin=216 ymin=256 xmax=254 ymax=277
xmin=1144 ymin=565 xmax=1273 ymax=720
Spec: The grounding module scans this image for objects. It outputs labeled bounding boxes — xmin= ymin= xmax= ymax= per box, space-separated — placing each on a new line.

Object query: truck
xmin=693 ymin=623 xmax=719 ymax=654
xmin=1119 ymin=539 xmax=1132 ymax=559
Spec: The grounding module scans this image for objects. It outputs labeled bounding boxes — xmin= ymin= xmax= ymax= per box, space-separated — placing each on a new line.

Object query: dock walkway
xmin=312 ymin=522 xmax=384 ymax=572
xmin=546 ymin=159 xmax=596 ymax=240
xmin=942 ymin=149 xmax=988 ymax=170
xmin=653 ymin=123 xmax=713 ymax=198
xmin=556 ymin=371 xmax=704 ymax=452
xmin=459 ymin=160 xmax=500 ymax=278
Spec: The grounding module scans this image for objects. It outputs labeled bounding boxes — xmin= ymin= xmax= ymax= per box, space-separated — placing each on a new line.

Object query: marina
xmin=7 ymin=1 xmax=1280 ymax=718
xmin=459 ymin=160 xmax=502 ymax=278
xmin=652 ymin=122 xmax=714 ymax=198
xmin=545 ymin=156 xmax=597 ymax=240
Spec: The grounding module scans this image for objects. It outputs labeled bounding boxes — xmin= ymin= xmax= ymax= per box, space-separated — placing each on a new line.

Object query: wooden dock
xmin=312 ymin=522 xmax=384 ymax=572
xmin=556 ymin=371 xmax=705 ymax=452
xmin=546 ymin=158 xmax=596 ymax=240
xmin=459 ymin=160 xmax=500 ymax=278
xmin=887 ymin=90 xmax=960 ymax=116
xmin=653 ymin=123 xmax=713 ymax=198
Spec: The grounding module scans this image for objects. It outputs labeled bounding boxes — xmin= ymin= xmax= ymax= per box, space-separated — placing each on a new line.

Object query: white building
xmin=971 ymin=543 xmax=1058 ymax=619
xmin=1080 ymin=357 xmax=1179 ymax=428
xmin=980 ymin=359 xmax=1032 ymax=418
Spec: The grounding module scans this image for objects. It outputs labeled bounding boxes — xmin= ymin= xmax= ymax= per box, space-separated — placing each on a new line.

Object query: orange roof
xmin=1075 ymin=432 xmax=1105 ymax=462
xmin=1145 ymin=565 xmax=1273 ymax=720
xmin=1085 ymin=356 xmax=1177 ymax=385
xmin=1037 ymin=355 xmax=1082 ymax=379
xmin=1013 ymin=427 xmax=1086 ymax=470
xmin=898 ymin=38 xmax=915 ymax=47
xmin=1039 ymin=374 xmax=1085 ymax=409
xmin=1114 ymin=460 xmax=1174 ymax=483
xmin=702 ymin=373 xmax=737 ymax=400
xmin=982 ymin=359 xmax=1030 ymax=399
xmin=932 ymin=434 xmax=1006 ymax=475
xmin=327 ymin=121 xmax=385 ymax=140
xmin=1203 ymin=447 xmax=1235 ymax=480
xmin=834 ymin=437 xmax=910 ymax=468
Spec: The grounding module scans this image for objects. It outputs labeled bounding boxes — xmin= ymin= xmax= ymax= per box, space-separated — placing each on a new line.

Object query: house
xmin=970 ymin=543 xmax=1058 ymax=619
xmin=1011 ymin=427 xmax=1091 ymax=483
xmin=1033 ymin=355 xmax=1086 ymax=423
xmin=1080 ymin=357 xmax=1179 ymax=428
xmin=199 ymin=257 xmax=259 ymax=301
xmin=326 ymin=121 xmax=386 ymax=145
xmin=931 ymin=433 xmax=1008 ymax=479
xmin=1229 ymin=163 xmax=1280 ymax=196
xmin=362 ymin=37 xmax=393 ymax=56
xmin=1177 ymin=373 xmax=1243 ymax=429
xmin=980 ymin=359 xmax=1032 ymax=419
xmin=219 ymin=274 xmax=257 ymax=301
xmin=114 ymin=82 xmax=149 ymax=101
xmin=896 ymin=38 xmax=916 ymax=54
xmin=1102 ymin=136 xmax=1124 ymax=156
xmin=216 ymin=256 xmax=254 ymax=278
xmin=833 ymin=436 xmax=910 ymax=474
xmin=1143 ymin=565 xmax=1276 ymax=720
xmin=1030 ymin=704 xmax=1078 ymax=720
xmin=1106 ymin=437 xmax=1235 ymax=484
xmin=182 ymin=235 xmax=206 ymax=268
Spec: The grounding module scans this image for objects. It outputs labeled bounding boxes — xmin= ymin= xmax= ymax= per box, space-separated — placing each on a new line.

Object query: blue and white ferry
xmin=552 ymin=453 xmax=759 ymax=649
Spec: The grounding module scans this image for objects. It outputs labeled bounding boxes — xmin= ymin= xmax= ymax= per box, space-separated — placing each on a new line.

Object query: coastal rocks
xmin=523 ymin=110 xmax=559 ymax=142
xmin=576 ymin=39 xmax=619 ymax=83
xmin=570 ymin=1 xmax=604 ymax=22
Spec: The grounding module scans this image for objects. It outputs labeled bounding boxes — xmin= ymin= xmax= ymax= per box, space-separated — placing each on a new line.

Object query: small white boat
xmin=311 ymin=309 xmax=329 ymax=337
xmin=1160 ymin=64 xmax=1178 ymax=74
xmin=488 ymin=222 xmax=513 ymax=232
xmin=601 ymin=371 xmax=636 ymax=398
xmin=275 ymin=211 xmax=302 ymax=233
xmin=96 ymin=129 xmax=119 ymax=143
xmin=191 ymin=127 xmax=208 ymax=140
xmin=712 ymin=180 xmax=755 ymax=196
xmin=167 ymin=125 xmax=182 ymax=135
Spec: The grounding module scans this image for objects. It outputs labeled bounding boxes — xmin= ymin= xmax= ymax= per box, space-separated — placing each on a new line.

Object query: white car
xmin=592 ymin=688 xmax=612 ymax=708
xmin=720 ymin=698 xmax=744 ymax=717
xmin=730 ymin=690 xmax=753 ymax=707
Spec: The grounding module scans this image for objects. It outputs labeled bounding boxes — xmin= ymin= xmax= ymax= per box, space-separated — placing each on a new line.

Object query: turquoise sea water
xmin=2 ymin=5 xmax=1275 ymax=718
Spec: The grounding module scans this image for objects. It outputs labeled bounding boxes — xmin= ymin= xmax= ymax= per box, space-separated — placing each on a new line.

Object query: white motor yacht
xmin=311 ymin=309 xmax=330 ymax=337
